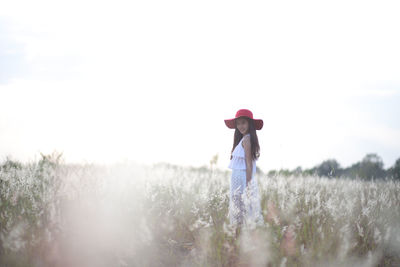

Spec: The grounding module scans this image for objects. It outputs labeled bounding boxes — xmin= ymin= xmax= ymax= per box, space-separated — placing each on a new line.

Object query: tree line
xmin=263 ymin=153 xmax=400 ymax=180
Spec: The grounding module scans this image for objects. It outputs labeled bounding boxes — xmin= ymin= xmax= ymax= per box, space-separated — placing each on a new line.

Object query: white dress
xmin=228 ymin=134 xmax=264 ymax=227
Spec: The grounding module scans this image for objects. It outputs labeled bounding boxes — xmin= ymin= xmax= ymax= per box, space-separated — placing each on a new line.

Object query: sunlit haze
xmin=1 ymin=0 xmax=399 ymax=171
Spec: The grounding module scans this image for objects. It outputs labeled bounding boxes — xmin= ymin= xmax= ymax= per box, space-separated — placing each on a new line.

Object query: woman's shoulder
xmin=241 ymin=134 xmax=251 ymax=147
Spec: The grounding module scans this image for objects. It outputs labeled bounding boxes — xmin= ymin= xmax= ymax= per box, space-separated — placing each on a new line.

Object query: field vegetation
xmin=0 ymin=152 xmax=399 ymax=267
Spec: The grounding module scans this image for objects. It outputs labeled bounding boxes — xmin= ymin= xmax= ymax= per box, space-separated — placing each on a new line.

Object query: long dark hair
xmin=230 ymin=117 xmax=260 ymax=161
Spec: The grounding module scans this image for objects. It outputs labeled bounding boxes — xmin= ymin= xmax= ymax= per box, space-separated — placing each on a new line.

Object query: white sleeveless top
xmin=228 ymin=134 xmax=257 ymax=174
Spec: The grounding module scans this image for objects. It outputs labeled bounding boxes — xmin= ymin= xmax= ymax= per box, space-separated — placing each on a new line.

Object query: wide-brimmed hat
xmin=224 ymin=109 xmax=263 ymax=130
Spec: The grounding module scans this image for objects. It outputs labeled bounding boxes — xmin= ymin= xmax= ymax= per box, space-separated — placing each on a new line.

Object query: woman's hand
xmin=246 ymin=176 xmax=252 ymax=186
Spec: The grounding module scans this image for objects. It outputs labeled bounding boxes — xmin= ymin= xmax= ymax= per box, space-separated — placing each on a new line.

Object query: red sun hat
xmin=224 ymin=109 xmax=263 ymax=130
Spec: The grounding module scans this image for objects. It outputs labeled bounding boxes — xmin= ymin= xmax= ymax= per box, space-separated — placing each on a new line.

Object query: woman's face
xmin=235 ymin=117 xmax=249 ymax=135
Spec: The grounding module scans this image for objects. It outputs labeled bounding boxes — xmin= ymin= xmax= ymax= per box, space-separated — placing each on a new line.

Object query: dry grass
xmin=1 ymin=159 xmax=399 ymax=267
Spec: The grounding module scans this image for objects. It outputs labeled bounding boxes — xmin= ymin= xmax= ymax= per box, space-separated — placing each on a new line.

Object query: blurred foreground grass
xmin=0 ymin=153 xmax=399 ymax=267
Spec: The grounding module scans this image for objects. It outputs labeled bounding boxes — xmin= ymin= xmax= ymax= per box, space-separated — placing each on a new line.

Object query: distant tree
xmin=302 ymin=167 xmax=317 ymax=176
xmin=278 ymin=169 xmax=291 ymax=177
xmin=316 ymin=159 xmax=341 ymax=178
xmin=292 ymin=166 xmax=302 ymax=176
xmin=358 ymin=153 xmax=386 ymax=180
xmin=267 ymin=170 xmax=277 ymax=177
xmin=342 ymin=162 xmax=361 ymax=178
xmin=388 ymin=158 xmax=400 ymax=180
xmin=262 ymin=154 xmax=400 ymax=180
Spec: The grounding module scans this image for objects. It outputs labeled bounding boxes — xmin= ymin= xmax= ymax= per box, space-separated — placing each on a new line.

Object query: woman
xmin=224 ymin=108 xmax=264 ymax=228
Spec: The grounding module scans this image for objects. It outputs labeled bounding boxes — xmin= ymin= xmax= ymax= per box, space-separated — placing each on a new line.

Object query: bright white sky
xmin=1 ymin=0 xmax=399 ymax=172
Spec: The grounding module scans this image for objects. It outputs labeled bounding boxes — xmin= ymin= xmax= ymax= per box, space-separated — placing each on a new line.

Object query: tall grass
xmin=0 ymin=154 xmax=399 ymax=267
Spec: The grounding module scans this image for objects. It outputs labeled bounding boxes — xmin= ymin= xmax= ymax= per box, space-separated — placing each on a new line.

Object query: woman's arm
xmin=243 ymin=135 xmax=253 ymax=186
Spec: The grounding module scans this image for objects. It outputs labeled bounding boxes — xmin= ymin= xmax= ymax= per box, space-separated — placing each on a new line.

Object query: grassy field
xmin=1 ymin=154 xmax=399 ymax=267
